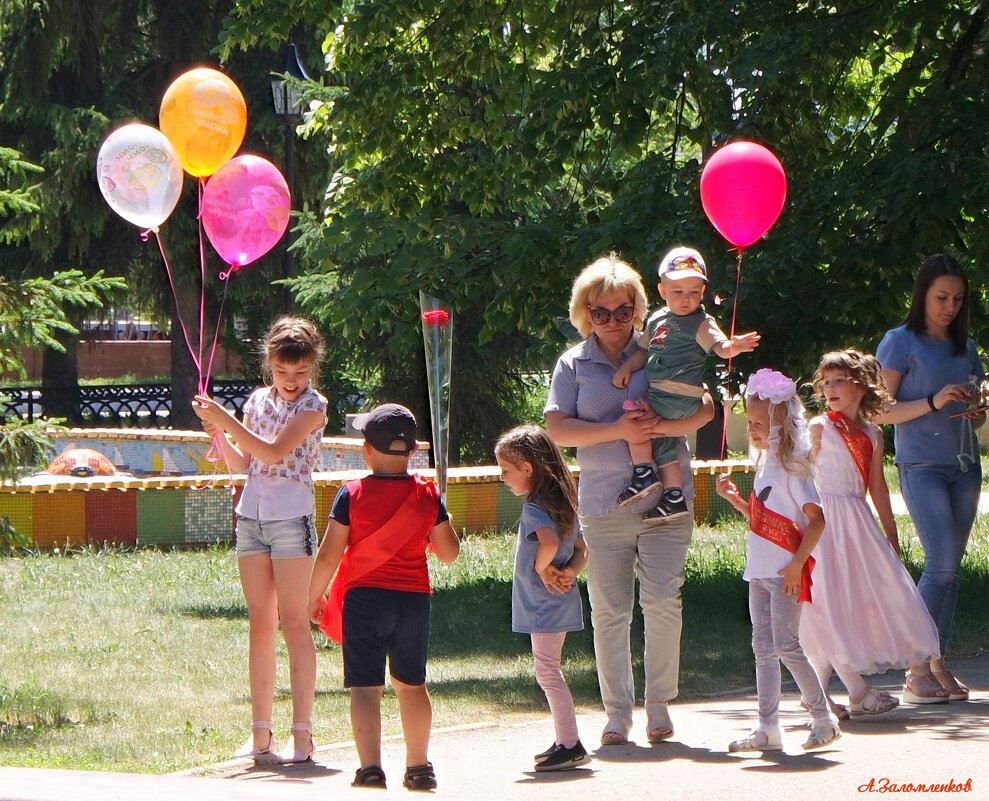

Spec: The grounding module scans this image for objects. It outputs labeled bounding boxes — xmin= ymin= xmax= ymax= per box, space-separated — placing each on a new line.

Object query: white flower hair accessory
xmin=745 ymin=368 xmax=797 ymax=404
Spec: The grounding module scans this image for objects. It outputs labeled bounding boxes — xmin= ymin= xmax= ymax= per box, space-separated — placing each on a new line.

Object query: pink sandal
xmin=932 ymin=670 xmax=969 ymax=701
xmin=277 ymin=722 xmax=315 ymax=764
xmin=903 ymin=673 xmax=950 ymax=705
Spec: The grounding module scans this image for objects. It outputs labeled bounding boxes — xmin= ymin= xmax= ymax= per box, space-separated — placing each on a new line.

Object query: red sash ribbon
xmin=319 ymin=476 xmax=438 ymax=643
xmin=825 ymin=410 xmax=872 ymax=491
xmin=749 ymin=494 xmax=815 ymax=603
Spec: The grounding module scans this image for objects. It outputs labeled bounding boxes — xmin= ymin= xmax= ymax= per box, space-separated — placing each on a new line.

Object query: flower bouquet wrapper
xmin=420 ymin=291 xmax=453 ymax=499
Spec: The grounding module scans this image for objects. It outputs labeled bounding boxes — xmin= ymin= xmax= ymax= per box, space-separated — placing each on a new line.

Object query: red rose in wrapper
xmin=421 ymin=309 xmax=450 ymax=327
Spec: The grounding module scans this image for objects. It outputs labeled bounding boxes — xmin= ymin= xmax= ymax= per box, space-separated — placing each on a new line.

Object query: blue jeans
xmin=898 ymin=462 xmax=981 ymax=655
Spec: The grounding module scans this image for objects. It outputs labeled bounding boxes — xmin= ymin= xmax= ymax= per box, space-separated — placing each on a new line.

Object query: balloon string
xmin=194 ymin=178 xmax=237 ymax=495
xmin=720 ymin=248 xmax=745 ymax=460
xmin=203 ymin=278 xmax=230 ymax=399
xmin=197 ymin=178 xmax=209 ymax=396
xmin=151 ymin=230 xmax=202 ymax=377
xmin=191 ymin=430 xmax=236 ymax=497
xmin=192 ymin=279 xmax=235 ymax=496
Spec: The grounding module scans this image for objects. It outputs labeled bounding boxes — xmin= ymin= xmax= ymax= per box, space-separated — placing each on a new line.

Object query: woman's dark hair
xmin=494 ymin=425 xmax=578 ymax=539
xmin=904 ymin=253 xmax=970 ymax=356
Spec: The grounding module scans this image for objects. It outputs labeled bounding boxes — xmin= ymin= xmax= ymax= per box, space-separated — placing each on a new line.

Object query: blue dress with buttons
xmin=511 ymin=501 xmax=585 ymax=634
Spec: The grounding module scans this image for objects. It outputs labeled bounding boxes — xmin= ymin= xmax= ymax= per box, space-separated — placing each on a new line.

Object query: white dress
xmin=798 ymin=417 xmax=940 ymax=674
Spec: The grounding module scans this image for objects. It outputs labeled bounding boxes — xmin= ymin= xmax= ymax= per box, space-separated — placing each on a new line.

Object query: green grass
xmin=1 ymin=517 xmax=986 ymax=774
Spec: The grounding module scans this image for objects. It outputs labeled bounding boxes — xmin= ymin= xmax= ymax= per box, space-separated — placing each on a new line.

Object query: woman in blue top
xmin=876 ymin=254 xmax=985 ymax=704
xmin=545 ymin=255 xmax=714 ymax=746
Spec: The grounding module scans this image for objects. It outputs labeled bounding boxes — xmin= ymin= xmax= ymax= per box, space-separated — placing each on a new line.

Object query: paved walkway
xmin=3 ymin=654 xmax=987 ymax=801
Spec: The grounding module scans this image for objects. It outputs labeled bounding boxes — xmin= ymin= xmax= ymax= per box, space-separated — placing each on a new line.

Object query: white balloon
xmin=97 ymin=124 xmax=184 ymax=229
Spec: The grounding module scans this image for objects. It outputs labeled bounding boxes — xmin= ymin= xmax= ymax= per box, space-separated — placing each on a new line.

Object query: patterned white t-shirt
xmin=234 ymin=385 xmax=328 ymax=521
xmin=243 ymin=385 xmax=327 ymax=480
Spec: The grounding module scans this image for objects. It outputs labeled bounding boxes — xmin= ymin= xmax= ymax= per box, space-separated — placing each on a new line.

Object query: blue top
xmin=545 ymin=333 xmax=695 ymax=517
xmin=511 ymin=501 xmax=584 ymax=634
xmin=876 ymin=325 xmax=983 ymax=465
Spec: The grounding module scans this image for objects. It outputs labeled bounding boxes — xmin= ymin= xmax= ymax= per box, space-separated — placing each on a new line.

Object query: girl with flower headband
xmin=716 ymin=368 xmax=841 ymax=752
xmin=799 ymin=350 xmax=944 ymax=713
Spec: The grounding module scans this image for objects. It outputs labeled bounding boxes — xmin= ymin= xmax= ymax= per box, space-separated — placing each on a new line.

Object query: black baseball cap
xmin=353 ymin=403 xmax=418 ymax=455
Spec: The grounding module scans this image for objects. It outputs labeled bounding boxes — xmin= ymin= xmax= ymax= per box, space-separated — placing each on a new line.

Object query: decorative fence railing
xmin=0 ymin=381 xmax=252 ymax=429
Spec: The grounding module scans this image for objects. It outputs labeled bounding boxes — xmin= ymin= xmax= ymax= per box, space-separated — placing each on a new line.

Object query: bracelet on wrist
xmin=927 ymin=394 xmax=938 ymax=413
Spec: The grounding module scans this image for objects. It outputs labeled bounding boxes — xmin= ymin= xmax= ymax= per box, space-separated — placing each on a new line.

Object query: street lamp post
xmin=270 ymin=42 xmax=311 ymax=312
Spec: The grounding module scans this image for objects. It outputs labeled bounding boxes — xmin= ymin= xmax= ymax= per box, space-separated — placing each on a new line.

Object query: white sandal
xmin=802 ymin=720 xmax=841 ymax=751
xmin=728 ymin=728 xmax=783 ymax=752
xmin=233 ymin=720 xmax=278 ymax=764
xmin=600 ymin=715 xmax=631 ymax=745
xmin=277 ymin=722 xmax=315 ymax=764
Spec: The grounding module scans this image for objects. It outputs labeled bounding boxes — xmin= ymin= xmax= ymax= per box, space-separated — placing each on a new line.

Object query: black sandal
xmin=403 ymin=762 xmax=437 ymax=791
xmin=352 ymin=765 xmax=387 ymax=788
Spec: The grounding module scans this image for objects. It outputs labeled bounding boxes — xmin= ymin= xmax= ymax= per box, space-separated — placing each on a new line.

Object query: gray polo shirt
xmin=545 ymin=334 xmax=695 ymax=518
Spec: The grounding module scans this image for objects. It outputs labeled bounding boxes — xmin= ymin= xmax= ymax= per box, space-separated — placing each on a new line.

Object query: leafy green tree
xmin=0 ymin=1 xmax=330 ymax=426
xmin=220 ymin=0 xmax=989 ymax=462
xmin=0 ymin=148 xmax=122 ymax=551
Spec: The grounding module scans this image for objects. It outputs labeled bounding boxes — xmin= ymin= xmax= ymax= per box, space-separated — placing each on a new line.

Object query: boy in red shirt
xmin=309 ymin=404 xmax=459 ymax=790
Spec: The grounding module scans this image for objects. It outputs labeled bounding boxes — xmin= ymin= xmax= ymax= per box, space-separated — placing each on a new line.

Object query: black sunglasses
xmin=587 ymin=304 xmax=635 ymax=325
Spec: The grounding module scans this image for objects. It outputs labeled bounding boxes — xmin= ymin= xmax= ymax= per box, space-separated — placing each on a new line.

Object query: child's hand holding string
xmin=193 ymin=395 xmax=236 ymax=432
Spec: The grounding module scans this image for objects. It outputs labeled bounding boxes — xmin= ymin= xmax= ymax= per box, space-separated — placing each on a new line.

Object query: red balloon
xmin=700 ymin=141 xmax=786 ymax=248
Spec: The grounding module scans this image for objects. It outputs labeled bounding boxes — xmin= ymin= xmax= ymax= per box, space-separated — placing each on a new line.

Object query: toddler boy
xmin=613 ymin=247 xmax=759 ymax=522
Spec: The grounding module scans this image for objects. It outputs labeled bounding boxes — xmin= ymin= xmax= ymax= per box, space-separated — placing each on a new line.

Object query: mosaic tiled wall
xmin=49 ymin=429 xmax=430 ymax=475
xmin=0 ymin=461 xmax=754 ymax=548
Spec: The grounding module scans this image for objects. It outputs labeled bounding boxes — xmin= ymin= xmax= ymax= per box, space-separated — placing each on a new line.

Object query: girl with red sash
xmin=800 ymin=350 xmax=943 ymax=713
xmin=716 ymin=369 xmax=840 ymax=752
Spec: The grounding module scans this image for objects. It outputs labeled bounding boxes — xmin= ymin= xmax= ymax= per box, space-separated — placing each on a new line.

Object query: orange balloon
xmin=159 ymin=67 xmax=247 ymax=177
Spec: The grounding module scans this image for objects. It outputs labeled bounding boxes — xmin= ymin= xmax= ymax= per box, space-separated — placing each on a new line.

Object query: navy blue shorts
xmin=342 ymin=587 xmax=431 ymax=687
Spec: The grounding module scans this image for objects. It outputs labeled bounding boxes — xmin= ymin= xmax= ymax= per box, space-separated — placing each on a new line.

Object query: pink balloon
xmin=201 ymin=155 xmax=290 ymax=268
xmin=700 ymin=141 xmax=786 ymax=248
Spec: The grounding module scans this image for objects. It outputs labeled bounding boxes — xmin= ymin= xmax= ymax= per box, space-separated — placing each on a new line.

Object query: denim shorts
xmin=235 ymin=515 xmax=316 ymax=559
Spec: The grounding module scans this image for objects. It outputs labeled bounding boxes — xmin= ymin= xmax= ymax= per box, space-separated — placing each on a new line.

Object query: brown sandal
xmin=932 ymin=670 xmax=970 ymax=701
xmin=903 ymin=672 xmax=950 ymax=705
xmin=646 ymin=702 xmax=674 ymax=743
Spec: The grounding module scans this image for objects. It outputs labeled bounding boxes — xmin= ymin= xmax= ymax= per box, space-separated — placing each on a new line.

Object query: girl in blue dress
xmin=495 ymin=424 xmax=590 ymax=773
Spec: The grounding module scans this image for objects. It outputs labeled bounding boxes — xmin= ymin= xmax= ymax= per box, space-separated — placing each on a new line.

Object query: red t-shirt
xmin=330 ymin=474 xmax=444 ymax=594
